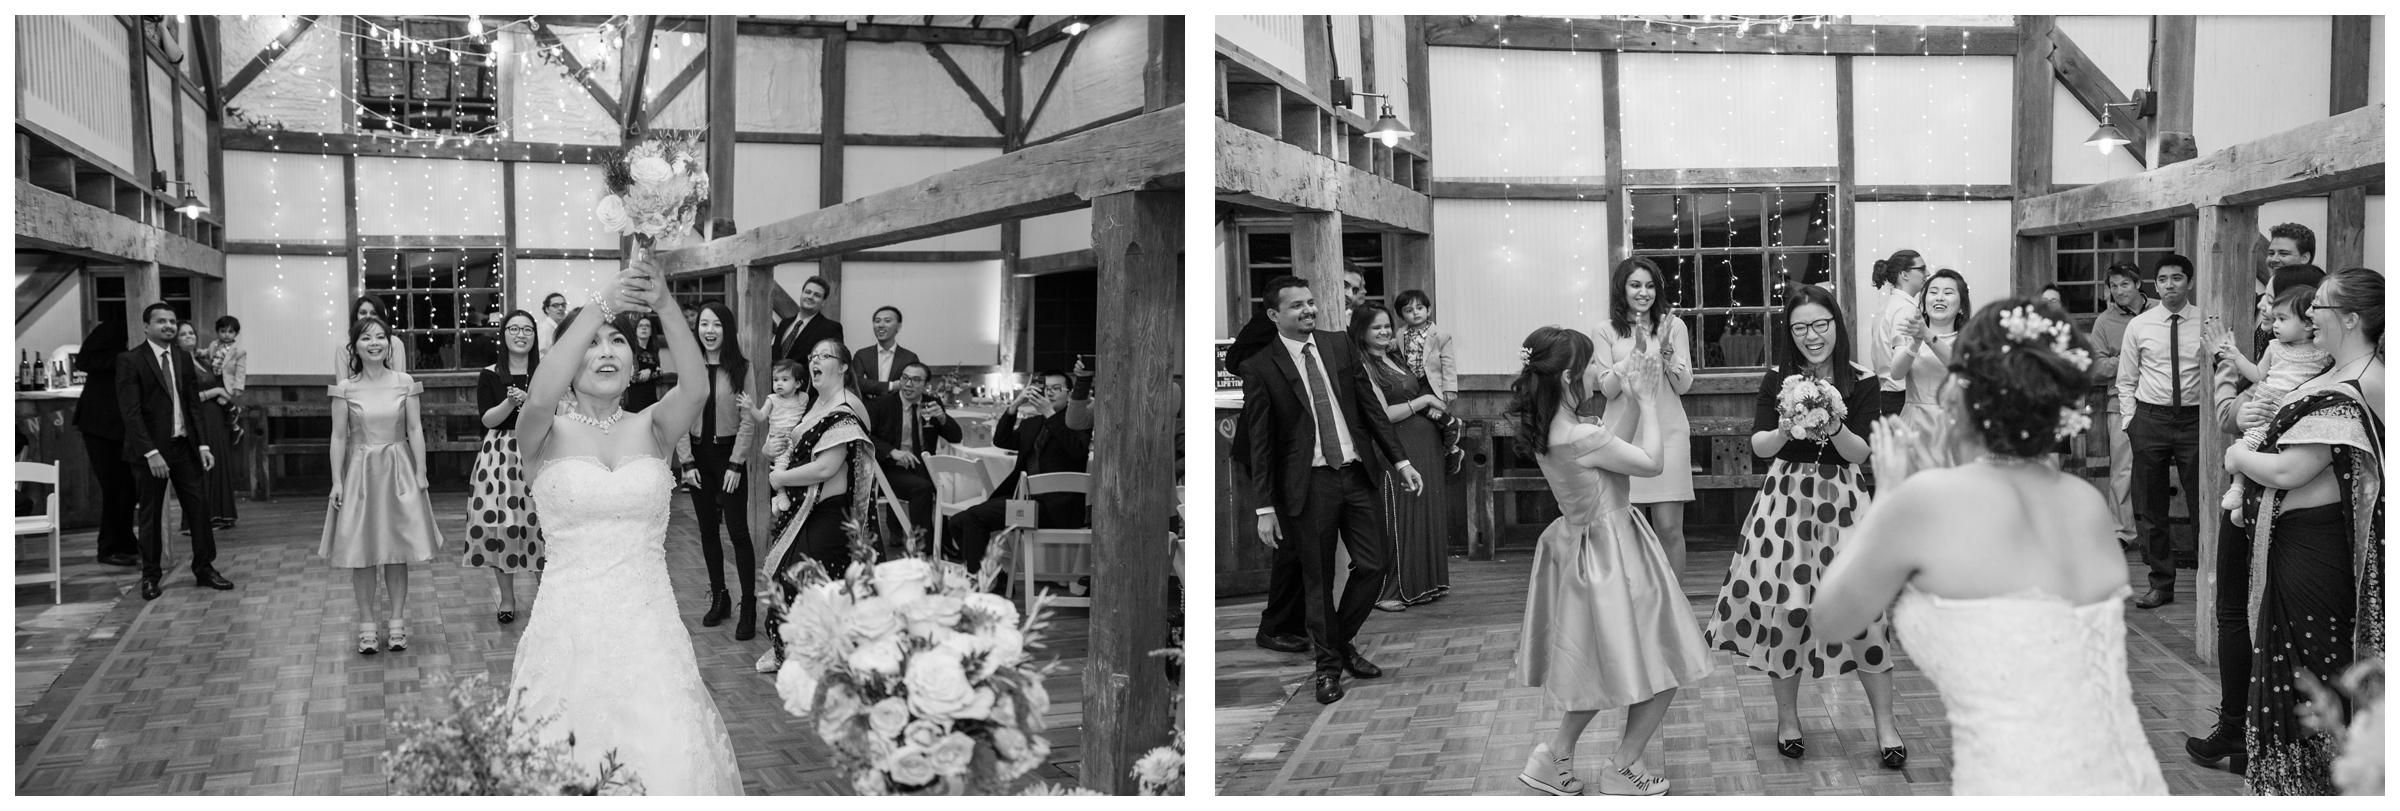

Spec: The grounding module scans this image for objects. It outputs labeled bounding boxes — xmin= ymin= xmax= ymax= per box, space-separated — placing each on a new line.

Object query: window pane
xmin=1654 ymin=255 xmax=1698 ymax=310
xmin=1771 ymin=191 xmax=1833 ymax=247
xmin=1694 ymin=192 xmax=1736 ymax=250
xmin=413 ymin=63 xmax=452 ymax=100
xmin=2098 ymin=227 xmax=2136 ymax=253
xmin=365 ymin=60 xmax=407 ymax=98
xmin=412 ymin=330 xmax=455 ymax=370
xmin=459 ymin=329 xmax=501 ymax=370
xmin=453 ymin=63 xmax=484 ymax=98
xmin=2056 ymin=251 xmax=2095 ymax=285
xmin=1699 ymin=311 xmax=1774 ymax=369
xmin=2060 ymin=282 xmax=2101 ymax=316
xmin=1630 ymin=192 xmax=1682 ymax=250
xmin=2138 ymin=220 xmax=2175 ymax=249
xmin=460 ymin=254 xmax=503 ymax=289
xmin=2058 ymin=232 xmax=2094 ymax=251
xmin=1729 ymin=192 xmax=1766 ymax=248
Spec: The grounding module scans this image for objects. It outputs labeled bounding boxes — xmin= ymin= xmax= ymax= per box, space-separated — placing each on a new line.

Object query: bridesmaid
xmin=463 ymin=310 xmax=546 ymax=625
xmin=1594 ymin=257 xmax=1695 ymax=573
xmin=1511 ymin=326 xmax=1709 ymax=796
xmin=624 ymin=312 xmax=671 ymax=413
xmin=175 ymin=321 xmax=239 ymax=531
xmin=1887 ymin=269 xmax=1972 ymax=424
xmin=336 ymin=296 xmax=410 ymax=376
xmin=1703 ymin=285 xmax=1908 ymax=767
xmin=672 ymin=302 xmax=758 ymax=640
xmin=1346 ymin=305 xmax=1450 ymax=611
xmin=323 ymin=316 xmax=442 ymax=655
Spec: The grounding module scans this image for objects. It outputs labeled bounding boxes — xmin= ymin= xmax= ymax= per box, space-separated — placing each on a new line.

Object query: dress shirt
xmin=1873 ymin=288 xmax=1919 ymax=392
xmin=2113 ymin=302 xmax=2205 ymax=409
xmin=877 ymin=344 xmax=897 ymax=382
xmin=1279 ymin=332 xmax=1358 ymax=468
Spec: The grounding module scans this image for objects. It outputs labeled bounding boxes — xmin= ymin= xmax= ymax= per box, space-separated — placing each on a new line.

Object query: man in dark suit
xmin=944 ymin=370 xmax=1089 ymax=590
xmin=1239 ymin=276 xmax=1419 ymax=704
xmin=116 ymin=303 xmax=237 ymax=600
xmin=773 ymin=276 xmax=845 ymax=365
xmin=852 ymin=305 xmax=922 ymax=400
xmin=867 ymin=361 xmax=962 ymax=538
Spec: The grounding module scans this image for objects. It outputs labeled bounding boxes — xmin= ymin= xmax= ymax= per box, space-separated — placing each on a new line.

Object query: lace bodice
xmin=1891 ymin=584 xmax=2167 ymax=794
xmin=531 ymin=455 xmax=674 ymax=588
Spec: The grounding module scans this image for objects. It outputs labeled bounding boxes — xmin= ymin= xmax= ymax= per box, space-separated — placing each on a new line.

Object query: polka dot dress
xmin=463 ymin=429 xmax=545 ymax=573
xmin=1704 ymin=459 xmax=1895 ymax=679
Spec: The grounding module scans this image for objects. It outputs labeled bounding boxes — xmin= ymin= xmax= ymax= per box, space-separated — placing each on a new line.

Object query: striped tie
xmin=1302 ymin=342 xmax=1346 ymax=467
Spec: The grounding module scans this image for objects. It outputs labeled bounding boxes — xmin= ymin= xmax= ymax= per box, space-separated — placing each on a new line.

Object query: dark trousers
xmin=2128 ymin=404 xmax=2201 ymax=594
xmin=1286 ymin=464 xmax=1389 ymax=673
xmin=882 ymin=464 xmax=936 ymax=542
xmin=766 ymin=493 xmax=854 ymax=662
xmin=81 ymin=431 xmax=139 ymax=559
xmin=1259 ymin=545 xmax=1305 ymax=638
xmin=947 ymin=491 xmax=1086 ymax=573
xmin=688 ymin=437 xmax=756 ymax=597
xmin=133 ymin=437 xmax=215 ymax=581
xmin=2212 ymin=509 xmax=2253 ymax=725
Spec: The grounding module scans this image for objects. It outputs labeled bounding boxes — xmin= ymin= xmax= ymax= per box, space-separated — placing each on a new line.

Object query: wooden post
xmin=2193 ymin=203 xmax=2257 ymax=665
xmin=1291 ymin=211 xmax=1345 ymax=329
xmin=2325 ymin=16 xmax=2371 ymax=271
xmin=1083 ymin=188 xmax=1179 ymax=796
xmin=999 ymin=31 xmax=1025 ymax=372
xmin=1406 ymin=16 xmax=1433 ymax=157
xmin=735 ymin=260 xmax=774 ymax=540
xmin=1302 ymin=15 xmax=1335 ymax=99
xmin=707 ymin=17 xmax=737 ymax=229
xmin=126 ymin=261 xmax=162 ymax=344
xmin=820 ymin=28 xmax=848 ymax=320
xmin=2010 ymin=16 xmax=2058 ymax=295
xmin=1834 ymin=55 xmax=1858 ymax=309
xmin=2150 ymin=16 xmax=2198 ymax=166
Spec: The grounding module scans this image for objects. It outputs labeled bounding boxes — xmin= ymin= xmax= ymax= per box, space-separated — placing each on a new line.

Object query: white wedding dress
xmin=510 ymin=454 xmax=744 ymax=795
xmin=1891 ymin=584 xmax=2168 ymax=795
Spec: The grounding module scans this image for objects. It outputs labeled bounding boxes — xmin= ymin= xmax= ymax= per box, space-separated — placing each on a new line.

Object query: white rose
xmin=887 ymin=746 xmax=939 ymax=788
xmin=902 ymin=718 xmax=946 ymax=749
xmin=963 ymin=592 xmax=1020 ymax=630
xmin=846 ymin=597 xmax=903 ymax=641
xmin=986 ymin=626 xmax=1026 ymax=669
xmin=630 ymin=155 xmax=673 ymax=185
xmin=775 ymin=663 xmax=819 ymax=718
xmin=940 ymin=563 xmax=971 ymax=593
xmin=929 ymin=732 xmax=977 ymax=776
xmin=846 ymin=636 xmax=906 ymax=678
xmin=594 ymin=194 xmax=629 ymax=232
xmin=903 ymin=650 xmax=977 ymax=722
xmin=874 ymin=558 xmax=934 ymax=605
xmin=1135 ymin=747 xmax=1184 ymax=790
xmin=781 ymin=589 xmax=854 ymax=671
xmin=948 ymin=685 xmax=996 ymax=721
xmin=866 ymin=696 xmax=911 ymax=740
xmin=816 ymin=684 xmax=864 ymax=743
xmin=850 ymin=769 xmax=888 ymax=796
xmin=904 ymin=593 xmax=964 ymax=630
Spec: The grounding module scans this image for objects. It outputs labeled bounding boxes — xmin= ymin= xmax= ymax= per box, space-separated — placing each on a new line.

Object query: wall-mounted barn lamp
xmin=1330 ymin=77 xmax=1415 ymax=147
xmin=2083 ymin=89 xmax=2155 ymax=155
xmin=1063 ymin=18 xmax=1091 ymax=36
xmin=156 ymin=178 xmax=209 ymax=219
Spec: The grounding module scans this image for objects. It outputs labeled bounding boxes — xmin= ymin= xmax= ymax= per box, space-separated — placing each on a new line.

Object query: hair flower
xmin=1517 ymin=346 xmax=1533 ymax=365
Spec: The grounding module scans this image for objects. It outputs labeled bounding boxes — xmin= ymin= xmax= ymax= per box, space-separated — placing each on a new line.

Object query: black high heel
xmin=1879 ymin=745 xmax=1908 ymax=770
xmin=1776 ymin=737 xmax=1805 ymax=759
xmin=496 ymin=609 xmax=516 ymax=625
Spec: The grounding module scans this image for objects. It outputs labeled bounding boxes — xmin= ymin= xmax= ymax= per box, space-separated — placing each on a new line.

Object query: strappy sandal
xmin=1516 ymin=742 xmax=1583 ymax=795
xmin=357 ymin=623 xmax=381 ymax=656
xmin=496 ymin=609 xmax=516 ymax=625
xmin=386 ymin=620 xmax=409 ymax=652
xmin=1879 ymin=745 xmax=1908 ymax=770
xmin=1776 ymin=736 xmax=1806 ymax=759
xmin=1598 ymin=765 xmax=1668 ymax=796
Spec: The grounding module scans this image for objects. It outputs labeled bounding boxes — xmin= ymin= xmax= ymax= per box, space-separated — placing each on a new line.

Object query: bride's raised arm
xmin=641 ymin=266 xmax=711 ymax=454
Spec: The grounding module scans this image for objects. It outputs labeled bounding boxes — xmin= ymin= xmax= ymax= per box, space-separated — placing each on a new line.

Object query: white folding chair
xmin=16 ymin=462 xmax=64 ymax=603
xmin=1008 ymin=471 xmax=1092 ymax=614
xmin=923 ymin=454 xmax=993 ymax=553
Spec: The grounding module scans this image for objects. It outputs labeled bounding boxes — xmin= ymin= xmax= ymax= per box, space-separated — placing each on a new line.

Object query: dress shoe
xmin=97 ymin=552 xmax=139 ymax=568
xmin=194 ymin=568 xmax=236 ymax=590
xmin=1313 ymin=672 xmax=1345 ymax=704
xmin=1342 ymin=651 xmax=1383 ymax=679
xmin=2133 ymin=589 xmax=2173 ymax=609
xmin=734 ymin=600 xmax=757 ymax=641
xmin=1254 ymin=632 xmax=1308 ymax=653
xmin=140 ymin=579 xmax=162 ymax=601
xmin=702 ymin=588 xmax=731 ymax=627
xmin=2186 ymin=717 xmax=2248 ymax=774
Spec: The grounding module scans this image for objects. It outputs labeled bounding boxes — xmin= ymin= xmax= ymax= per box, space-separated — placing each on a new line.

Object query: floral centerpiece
xmin=771 ymin=536 xmax=1060 ymax=796
xmin=1774 ymin=374 xmax=1848 ymax=442
xmin=383 ymin=673 xmax=642 ymax=795
xmin=596 ymin=133 xmax=711 ymax=249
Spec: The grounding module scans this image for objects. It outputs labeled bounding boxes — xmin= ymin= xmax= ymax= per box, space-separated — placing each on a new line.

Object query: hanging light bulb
xmin=469 ymin=15 xmax=484 ymax=37
xmin=1063 ymin=19 xmax=1091 ymax=37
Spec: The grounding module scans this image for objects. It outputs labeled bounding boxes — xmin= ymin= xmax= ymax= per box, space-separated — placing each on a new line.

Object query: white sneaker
xmin=1516 ymin=742 xmax=1583 ymax=795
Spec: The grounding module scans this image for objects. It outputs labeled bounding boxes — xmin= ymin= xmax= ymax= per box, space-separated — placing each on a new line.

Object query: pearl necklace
xmin=558 ymin=403 xmax=627 ymax=434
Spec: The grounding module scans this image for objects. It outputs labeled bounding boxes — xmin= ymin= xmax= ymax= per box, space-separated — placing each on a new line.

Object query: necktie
xmin=2168 ymin=314 xmax=2183 ymax=409
xmin=1301 ymin=343 xmax=1346 ymax=467
xmin=159 ymin=349 xmax=184 ymax=439
xmin=702 ymin=363 xmax=719 ymax=440
xmin=900 ymin=401 xmax=916 ymax=454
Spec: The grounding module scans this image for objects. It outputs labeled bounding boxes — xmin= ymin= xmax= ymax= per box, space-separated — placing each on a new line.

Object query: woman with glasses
xmin=757 ymin=337 xmax=882 ymax=674
xmin=463 ymin=310 xmax=545 ymax=626
xmin=1703 ymin=285 xmax=1908 ymax=768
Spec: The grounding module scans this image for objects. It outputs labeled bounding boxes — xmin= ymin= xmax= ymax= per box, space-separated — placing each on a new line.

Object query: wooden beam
xmin=1293 ymin=211 xmax=1347 ymax=329
xmin=849 ymin=250 xmax=1007 ymax=263
xmin=16 ymin=254 xmax=81 ymax=323
xmin=653 ymin=106 xmax=1183 ymax=276
xmin=1301 ymin=15 xmax=1335 ymax=97
xmin=735 ymin=260 xmax=775 ymax=564
xmin=1082 ymin=188 xmax=1179 ymax=796
xmin=1019 ymin=107 xmax=1143 ymax=149
xmin=733 ymin=18 xmax=1015 ymax=46
xmin=648 ymin=51 xmax=709 ymax=120
xmin=2192 ymin=202 xmax=2258 ymax=665
xmin=1424 ymin=16 xmax=2018 ymax=56
xmin=923 ymin=43 xmax=1009 ymax=136
xmin=2016 ymin=105 xmax=2385 ymax=236
xmin=219 ymin=129 xmax=614 ymax=163
xmin=1145 ymin=15 xmax=1184 ymax=113
xmin=2011 ymin=16 xmax=2058 ymax=295
xmin=820 ymin=28 xmax=848 ymax=295
xmin=530 ymin=19 xmax=622 ymax=122
xmin=1022 ymin=30 xmax=1086 ymax=140
xmin=195 ymin=16 xmax=224 ymax=112
xmin=15 ymin=180 xmax=223 ymax=276
xmin=707 ymin=16 xmax=737 ymax=233
xmin=1215 ymin=119 xmax=1433 ymax=234
xmin=1623 ymin=167 xmax=1838 ymax=187
xmin=1432 ymin=181 xmax=1609 ymax=201
xmin=2150 ymin=16 xmax=2198 ymax=166
xmin=1016 ymin=248 xmax=1095 ymax=276
xmin=1836 ymin=55 xmax=1858 ymax=310
xmin=221 ymin=14 xmax=318 ymax=102
xmin=126 ymin=262 xmax=161 ymax=344
xmin=1601 ymin=50 xmax=1622 ymax=254
xmin=1407 ymin=17 xmax=1434 ymax=158
xmin=2049 ymin=27 xmax=2149 ymax=168
xmin=128 ymin=19 xmax=156 ymax=186
xmin=2325 ymin=16 xmax=2373 ymax=272
xmin=1853 ymin=185 xmax=2016 ymax=202
xmin=618 ymin=16 xmax=657 ymax=132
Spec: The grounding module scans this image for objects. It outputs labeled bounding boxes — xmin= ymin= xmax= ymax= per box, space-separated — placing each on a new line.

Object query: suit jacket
xmin=75 ymin=337 xmax=126 ymax=440
xmin=852 ymin=344 xmax=922 ymax=399
xmin=1237 ymin=330 xmax=1406 ymax=517
xmin=115 ymin=342 xmax=212 ymax=463
xmin=774 ymin=313 xmax=846 ymax=366
xmin=992 ymin=407 xmax=1089 ymax=498
xmin=866 ymin=392 xmax=964 ymax=462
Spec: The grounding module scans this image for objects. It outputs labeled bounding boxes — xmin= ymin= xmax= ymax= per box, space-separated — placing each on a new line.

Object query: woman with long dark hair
xmin=672 ymin=301 xmax=759 ymax=640
xmin=335 ymin=295 xmax=409 ymax=375
xmin=2223 ymin=268 xmax=2384 ymax=795
xmin=1703 ymin=285 xmax=1907 ymax=767
xmin=322 ymin=316 xmax=442 ymax=655
xmin=175 ymin=322 xmax=239 ymax=529
xmin=1595 ymin=257 xmax=1696 ymax=573
xmin=1346 ymin=304 xmax=1450 ymax=611
xmin=758 ymin=337 xmax=884 ymax=673
xmin=624 ymin=311 xmax=672 ymax=413
xmin=1887 ymin=268 xmax=1972 ymax=424
xmin=1508 ymin=325 xmax=1708 ymax=796
xmin=462 ymin=310 xmax=545 ymax=625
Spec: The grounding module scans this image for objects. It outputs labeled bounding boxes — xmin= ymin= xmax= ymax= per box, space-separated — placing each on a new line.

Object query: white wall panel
xmin=2196 ymin=16 xmax=2330 ymax=152
xmin=733 ymin=142 xmax=821 ymax=231
xmin=1854 ymin=202 xmax=2016 ymax=335
xmin=1372 ymin=16 xmax=1414 ymax=130
xmin=513 ymin=259 xmax=619 ymax=316
xmin=2372 ymin=17 xmax=2386 ymax=108
xmin=1333 ymin=16 xmax=1365 ymax=116
xmin=2057 ymin=16 xmax=2152 ymax=95
xmin=1217 ymin=15 xmax=1307 ymax=82
xmin=181 ymin=94 xmax=212 ymax=205
xmin=848 ymin=41 xmax=1005 ymax=137
xmin=226 ymin=14 xmax=341 ymax=134
xmin=223 ymin=151 xmax=345 ymax=241
xmin=1021 ymin=16 xmax=1146 ymax=143
xmin=18 ymin=276 xmax=86 ymax=358
xmin=1022 ymin=209 xmax=1093 ymax=258
xmin=737 ymin=35 xmax=824 ymax=133
xmin=1431 ymin=199 xmax=1612 ymax=374
xmin=845 ymin=146 xmax=1002 ymax=251
xmin=355 ymin=157 xmax=505 ymax=236
xmin=507 ymin=26 xmax=618 ymax=145
xmin=513 ymin=163 xmax=617 ymax=250
xmin=1620 ymin=53 xmax=1838 ymax=170
xmin=148 ymin=66 xmax=176 ymax=181
xmin=2258 ymin=198 xmax=2329 ymax=257
xmin=2365 ymin=196 xmax=2385 ymax=270
xmin=837 ymin=262 xmax=1003 ymax=367
xmin=18 ymin=16 xmax=135 ymax=173
xmin=1853 ymin=57 xmax=2012 ymax=185
xmin=225 ymin=255 xmax=348 ymax=376
xmin=2052 ymin=83 xmax=2147 ymax=185
xmin=1427 ymin=47 xmax=1607 ymax=181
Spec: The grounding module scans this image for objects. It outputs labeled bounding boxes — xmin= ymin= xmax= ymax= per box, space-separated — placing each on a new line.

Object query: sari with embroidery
xmin=755 ymin=403 xmax=882 ymax=672
xmin=2233 ymin=378 xmax=2384 ymax=795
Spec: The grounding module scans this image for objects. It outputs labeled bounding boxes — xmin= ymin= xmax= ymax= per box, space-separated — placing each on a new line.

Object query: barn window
xmin=2048 ymin=221 xmax=2179 ymax=327
xmin=1629 ymin=187 xmax=1836 ymax=372
xmin=360 ymin=248 xmax=506 ymax=370
xmin=356 ymin=16 xmax=501 ymax=136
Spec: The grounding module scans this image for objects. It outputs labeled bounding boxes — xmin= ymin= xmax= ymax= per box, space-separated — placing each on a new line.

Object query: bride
xmin=1813 ymin=298 xmax=2166 ymax=794
xmin=508 ymin=261 xmax=744 ymax=794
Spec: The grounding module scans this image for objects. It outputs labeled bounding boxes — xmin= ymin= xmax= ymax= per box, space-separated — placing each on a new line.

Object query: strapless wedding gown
xmin=1890 ymin=584 xmax=2167 ymax=795
xmin=511 ymin=455 xmax=744 ymax=795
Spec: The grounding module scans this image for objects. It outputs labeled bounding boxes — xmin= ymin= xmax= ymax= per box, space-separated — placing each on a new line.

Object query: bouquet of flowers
xmin=1775 ymin=374 xmax=1847 ymax=442
xmin=771 ymin=539 xmax=1060 ymax=796
xmin=596 ymin=133 xmax=711 ymax=248
xmin=383 ymin=673 xmax=643 ymax=795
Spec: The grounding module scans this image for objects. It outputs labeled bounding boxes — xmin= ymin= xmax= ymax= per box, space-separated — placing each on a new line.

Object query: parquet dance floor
xmin=1214 ymin=534 xmax=2250 ymax=796
xmin=15 ymin=492 xmax=1091 ymax=795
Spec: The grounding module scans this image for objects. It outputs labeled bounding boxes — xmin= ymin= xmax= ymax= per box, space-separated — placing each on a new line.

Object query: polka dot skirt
xmin=1704 ymin=459 xmax=1896 ymax=679
xmin=462 ymin=430 xmax=545 ymax=573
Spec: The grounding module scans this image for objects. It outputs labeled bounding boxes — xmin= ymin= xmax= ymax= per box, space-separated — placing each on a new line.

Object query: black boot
xmin=734 ymin=597 xmax=757 ymax=641
xmin=702 ymin=588 xmax=731 ymax=627
xmin=2186 ymin=716 xmax=2247 ymax=773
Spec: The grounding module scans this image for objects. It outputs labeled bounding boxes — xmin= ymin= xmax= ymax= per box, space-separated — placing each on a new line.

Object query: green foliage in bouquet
xmin=1135 ymin=636 xmax=1187 ymax=796
xmin=383 ymin=672 xmax=643 ymax=796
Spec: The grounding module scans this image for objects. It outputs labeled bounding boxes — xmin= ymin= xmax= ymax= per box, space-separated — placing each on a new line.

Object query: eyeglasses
xmin=1788 ymin=318 xmax=1838 ymax=336
xmin=503 ymin=326 xmax=537 ymax=335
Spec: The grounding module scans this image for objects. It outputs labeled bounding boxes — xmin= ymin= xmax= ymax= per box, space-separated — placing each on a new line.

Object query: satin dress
xmin=318 ymin=374 xmax=442 ymax=567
